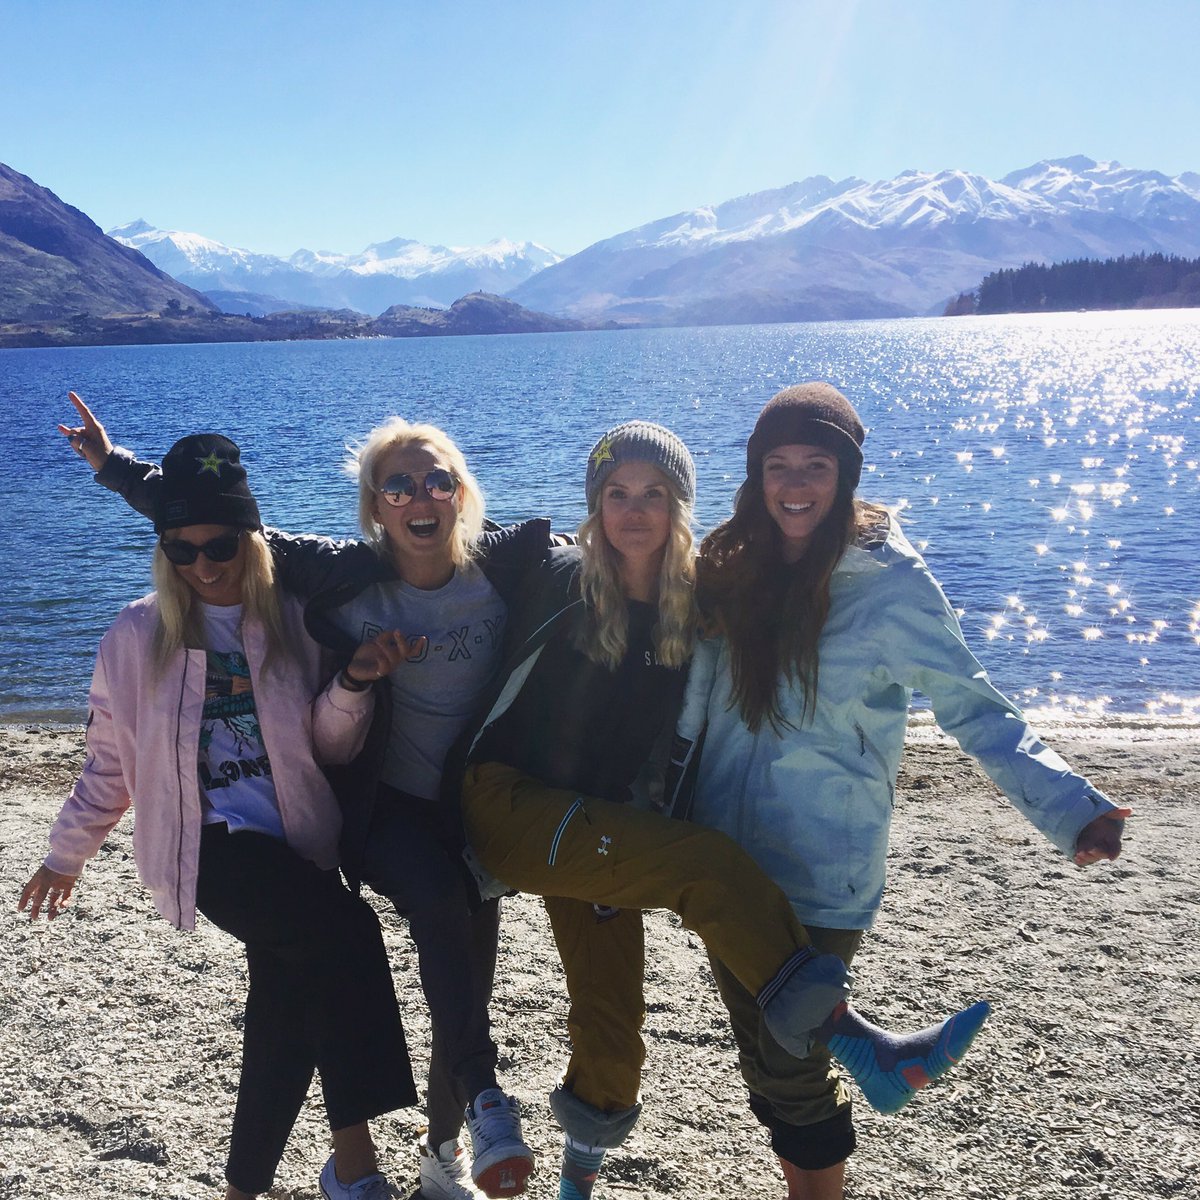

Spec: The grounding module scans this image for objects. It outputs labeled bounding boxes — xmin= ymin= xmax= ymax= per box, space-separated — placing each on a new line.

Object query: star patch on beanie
xmin=154 ymin=433 xmax=263 ymax=533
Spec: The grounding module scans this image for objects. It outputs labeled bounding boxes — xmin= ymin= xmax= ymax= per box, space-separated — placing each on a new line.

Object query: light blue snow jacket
xmin=681 ymin=515 xmax=1118 ymax=930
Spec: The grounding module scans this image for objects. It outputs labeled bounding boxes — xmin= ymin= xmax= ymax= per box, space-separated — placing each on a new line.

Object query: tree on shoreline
xmin=946 ymin=252 xmax=1200 ymax=315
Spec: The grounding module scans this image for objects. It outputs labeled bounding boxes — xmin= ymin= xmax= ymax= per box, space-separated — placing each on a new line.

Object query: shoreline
xmin=9 ymin=710 xmax=1200 ymax=739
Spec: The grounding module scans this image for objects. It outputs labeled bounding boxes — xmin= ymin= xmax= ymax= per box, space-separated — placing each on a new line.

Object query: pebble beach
xmin=2 ymin=721 xmax=1197 ymax=1200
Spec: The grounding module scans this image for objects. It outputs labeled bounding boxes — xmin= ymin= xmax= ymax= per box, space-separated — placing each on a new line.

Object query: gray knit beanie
xmin=585 ymin=420 xmax=696 ymax=512
xmin=746 ymin=382 xmax=865 ymax=489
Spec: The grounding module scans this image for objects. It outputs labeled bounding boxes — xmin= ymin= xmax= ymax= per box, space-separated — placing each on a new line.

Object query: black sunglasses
xmin=159 ymin=531 xmax=244 ymax=565
xmin=377 ymin=468 xmax=459 ymax=507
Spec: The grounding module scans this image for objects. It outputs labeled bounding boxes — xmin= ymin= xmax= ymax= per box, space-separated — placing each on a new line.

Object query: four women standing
xmin=23 ymin=386 xmax=1127 ymax=1199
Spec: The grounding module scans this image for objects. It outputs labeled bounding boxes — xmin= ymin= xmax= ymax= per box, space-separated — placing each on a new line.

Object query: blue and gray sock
xmin=820 ymin=999 xmax=992 ymax=1114
xmin=559 ymin=1135 xmax=606 ymax=1200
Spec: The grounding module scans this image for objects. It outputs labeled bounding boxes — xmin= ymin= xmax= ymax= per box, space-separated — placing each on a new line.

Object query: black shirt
xmin=475 ymin=600 xmax=686 ymax=803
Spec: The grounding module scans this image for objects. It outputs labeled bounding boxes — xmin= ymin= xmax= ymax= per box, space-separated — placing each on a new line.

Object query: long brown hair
xmin=698 ymin=471 xmax=884 ymax=733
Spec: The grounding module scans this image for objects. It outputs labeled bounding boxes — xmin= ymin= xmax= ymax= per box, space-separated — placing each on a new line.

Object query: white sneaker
xmin=318 ymin=1154 xmax=400 ymax=1200
xmin=419 ymin=1134 xmax=486 ymax=1200
xmin=464 ymin=1088 xmax=535 ymax=1198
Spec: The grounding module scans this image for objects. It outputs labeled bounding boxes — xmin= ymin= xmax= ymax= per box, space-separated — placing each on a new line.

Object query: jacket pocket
xmin=854 ymin=721 xmax=895 ymax=808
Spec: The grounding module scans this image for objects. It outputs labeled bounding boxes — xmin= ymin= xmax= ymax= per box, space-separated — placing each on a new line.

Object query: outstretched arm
xmin=886 ymin=551 xmax=1130 ymax=864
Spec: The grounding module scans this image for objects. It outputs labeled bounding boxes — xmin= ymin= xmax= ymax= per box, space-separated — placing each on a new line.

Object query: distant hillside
xmin=373 ymin=292 xmax=582 ymax=336
xmin=0 ymin=163 xmax=212 ymax=322
xmin=109 ymin=219 xmax=562 ymax=315
xmin=0 ymin=293 xmax=585 ymax=349
xmin=946 ymin=252 xmax=1200 ymax=315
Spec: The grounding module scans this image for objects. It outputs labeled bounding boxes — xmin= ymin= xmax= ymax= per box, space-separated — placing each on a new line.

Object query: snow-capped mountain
xmin=108 ymin=220 xmax=561 ymax=315
xmin=1001 ymin=155 xmax=1200 ymax=219
xmin=509 ymin=157 xmax=1200 ymax=322
xmin=107 ymin=158 xmax=1200 ymax=326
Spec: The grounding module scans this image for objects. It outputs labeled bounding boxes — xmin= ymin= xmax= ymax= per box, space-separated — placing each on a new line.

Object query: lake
xmin=2 ymin=310 xmax=1197 ymax=724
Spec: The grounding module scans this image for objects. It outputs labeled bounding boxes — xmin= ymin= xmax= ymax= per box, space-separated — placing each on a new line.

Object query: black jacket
xmin=96 ymin=446 xmax=562 ymax=881
xmin=445 ymin=545 xmax=685 ymax=816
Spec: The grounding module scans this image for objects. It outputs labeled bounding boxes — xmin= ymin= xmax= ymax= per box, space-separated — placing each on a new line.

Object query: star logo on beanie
xmin=589 ymin=434 xmax=616 ymax=475
xmin=196 ymin=451 xmax=228 ymax=476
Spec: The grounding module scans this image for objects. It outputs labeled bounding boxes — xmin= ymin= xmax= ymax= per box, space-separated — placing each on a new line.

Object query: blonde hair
xmin=574 ymin=483 xmax=696 ymax=670
xmin=345 ymin=417 xmax=485 ymax=569
xmin=151 ymin=531 xmax=287 ymax=672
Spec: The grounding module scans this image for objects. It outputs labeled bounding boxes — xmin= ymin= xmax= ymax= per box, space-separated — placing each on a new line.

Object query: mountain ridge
xmin=509 ymin=156 xmax=1200 ymax=322
xmin=5 ymin=155 xmax=1199 ymax=334
xmin=0 ymin=165 xmax=212 ymax=322
xmin=109 ymin=220 xmax=561 ymax=315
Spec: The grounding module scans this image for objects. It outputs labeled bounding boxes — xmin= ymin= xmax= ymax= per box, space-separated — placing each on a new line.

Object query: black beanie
xmin=746 ymin=383 xmax=866 ymax=490
xmin=154 ymin=433 xmax=263 ymax=533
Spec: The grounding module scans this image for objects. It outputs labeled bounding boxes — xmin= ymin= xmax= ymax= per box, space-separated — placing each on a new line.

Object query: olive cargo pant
xmin=462 ymin=760 xmax=815 ymax=1122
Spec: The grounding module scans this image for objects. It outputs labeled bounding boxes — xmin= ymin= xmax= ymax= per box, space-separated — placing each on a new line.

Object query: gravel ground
xmin=1 ymin=723 xmax=1197 ymax=1200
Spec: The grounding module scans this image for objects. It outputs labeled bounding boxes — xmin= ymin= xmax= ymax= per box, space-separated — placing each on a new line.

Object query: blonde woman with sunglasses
xmin=22 ymin=432 xmax=417 ymax=1200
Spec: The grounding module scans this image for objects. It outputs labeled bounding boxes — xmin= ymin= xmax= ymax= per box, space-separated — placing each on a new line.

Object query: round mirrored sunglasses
xmin=377 ymin=468 xmax=459 ymax=507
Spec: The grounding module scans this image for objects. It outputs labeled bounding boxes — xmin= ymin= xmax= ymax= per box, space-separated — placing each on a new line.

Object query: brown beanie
xmin=746 ymin=383 xmax=865 ymax=489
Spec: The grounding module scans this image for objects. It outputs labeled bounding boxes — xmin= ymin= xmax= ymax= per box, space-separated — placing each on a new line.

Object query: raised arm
xmin=59 ymin=392 xmax=381 ymax=605
xmin=59 ymin=391 xmax=163 ymax=519
xmin=59 ymin=391 xmax=113 ymax=471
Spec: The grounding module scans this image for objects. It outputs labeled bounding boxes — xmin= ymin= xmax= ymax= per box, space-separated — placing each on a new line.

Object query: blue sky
xmin=6 ymin=0 xmax=1199 ymax=257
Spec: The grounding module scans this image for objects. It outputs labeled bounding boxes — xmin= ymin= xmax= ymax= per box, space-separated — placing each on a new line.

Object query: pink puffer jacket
xmin=43 ymin=591 xmax=373 ymax=930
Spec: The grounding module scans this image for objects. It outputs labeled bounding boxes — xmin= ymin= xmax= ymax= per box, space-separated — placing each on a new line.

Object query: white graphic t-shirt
xmin=333 ymin=562 xmax=506 ymax=800
xmin=197 ymin=603 xmax=285 ymax=840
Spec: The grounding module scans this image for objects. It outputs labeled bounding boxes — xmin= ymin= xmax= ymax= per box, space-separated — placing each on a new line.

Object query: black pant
xmin=360 ymin=787 xmax=501 ymax=1144
xmin=195 ymin=824 xmax=416 ymax=1194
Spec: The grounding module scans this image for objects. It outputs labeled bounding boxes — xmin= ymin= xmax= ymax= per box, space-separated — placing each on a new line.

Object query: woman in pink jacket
xmin=19 ymin=434 xmax=418 ymax=1200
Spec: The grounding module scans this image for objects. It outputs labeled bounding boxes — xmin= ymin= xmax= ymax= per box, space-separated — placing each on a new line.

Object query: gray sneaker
xmin=464 ymin=1089 xmax=535 ymax=1197
xmin=319 ymin=1154 xmax=400 ymax=1200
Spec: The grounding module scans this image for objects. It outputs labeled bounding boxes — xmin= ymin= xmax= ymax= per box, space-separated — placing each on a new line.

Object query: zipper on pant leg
xmin=548 ymin=797 xmax=587 ymax=865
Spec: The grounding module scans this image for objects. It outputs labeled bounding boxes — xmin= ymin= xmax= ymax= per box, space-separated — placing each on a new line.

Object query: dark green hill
xmin=0 ymin=162 xmax=213 ymax=322
xmin=374 ymin=291 xmax=582 ymax=335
